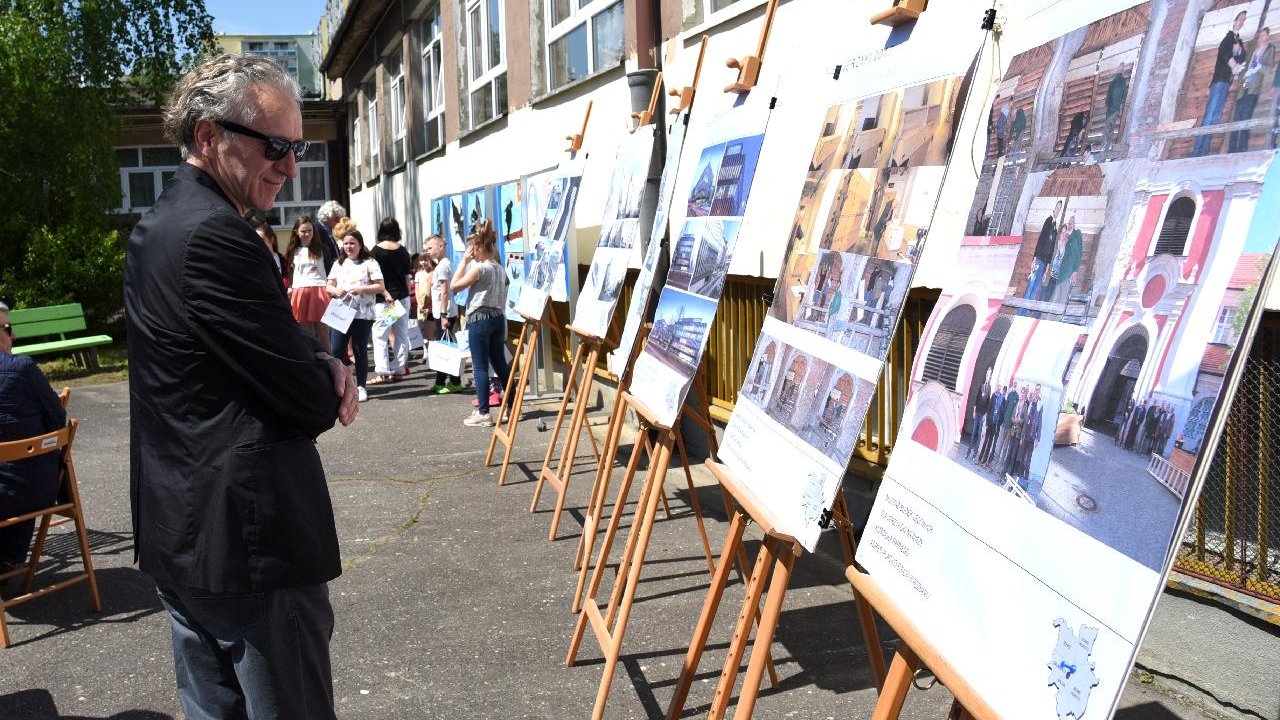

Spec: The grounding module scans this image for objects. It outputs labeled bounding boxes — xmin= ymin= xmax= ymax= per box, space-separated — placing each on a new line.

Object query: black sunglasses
xmin=1 ymin=323 xmax=11 ymax=336
xmin=215 ymin=119 xmax=310 ymax=162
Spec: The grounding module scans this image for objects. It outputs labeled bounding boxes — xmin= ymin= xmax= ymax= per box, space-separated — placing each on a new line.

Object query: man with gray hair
xmin=316 ymin=199 xmax=345 ymax=265
xmin=125 ymin=53 xmax=357 ymax=719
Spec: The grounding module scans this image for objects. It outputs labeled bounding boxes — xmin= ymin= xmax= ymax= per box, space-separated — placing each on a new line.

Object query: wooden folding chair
xmin=0 ymin=417 xmax=101 ymax=647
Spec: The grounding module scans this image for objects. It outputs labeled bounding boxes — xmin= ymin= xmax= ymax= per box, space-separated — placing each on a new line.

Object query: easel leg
xmin=674 ymin=424 xmax=714 ymax=573
xmin=567 ymin=435 xmax=673 ymax=720
xmin=546 ymin=343 xmax=601 ymax=540
xmin=729 ymin=542 xmax=795 ymax=720
xmin=495 ymin=320 xmax=541 ymax=485
xmin=573 ymin=420 xmax=650 ymax=609
xmin=531 ymin=341 xmax=584 ymax=510
xmin=574 ymin=393 xmax=627 ymax=572
xmin=832 ymin=491 xmax=887 ymax=690
xmin=665 ymin=508 xmax=748 ymax=720
xmin=486 ymin=323 xmax=528 ymax=467
xmin=870 ymin=646 xmax=919 ymax=720
xmin=708 ymin=537 xmax=777 ymax=720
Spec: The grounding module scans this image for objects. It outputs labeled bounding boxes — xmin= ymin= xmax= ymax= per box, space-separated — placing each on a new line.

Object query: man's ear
xmin=192 ymin=118 xmax=220 ymax=160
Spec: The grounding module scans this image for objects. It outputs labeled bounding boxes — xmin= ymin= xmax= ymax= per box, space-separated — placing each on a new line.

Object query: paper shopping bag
xmin=427 ymin=334 xmax=467 ymax=378
xmin=320 ymin=296 xmax=356 ymax=333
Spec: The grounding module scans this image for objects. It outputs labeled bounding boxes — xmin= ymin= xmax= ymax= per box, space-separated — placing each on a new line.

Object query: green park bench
xmin=10 ymin=303 xmax=113 ymax=368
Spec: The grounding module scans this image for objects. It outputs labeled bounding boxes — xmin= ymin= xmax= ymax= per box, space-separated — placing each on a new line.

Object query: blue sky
xmin=207 ymin=0 xmax=328 ymax=36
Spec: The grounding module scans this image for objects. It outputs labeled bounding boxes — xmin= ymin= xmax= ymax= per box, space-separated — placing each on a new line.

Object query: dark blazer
xmin=0 ymin=353 xmax=67 ymax=544
xmin=125 ymin=163 xmax=342 ymax=594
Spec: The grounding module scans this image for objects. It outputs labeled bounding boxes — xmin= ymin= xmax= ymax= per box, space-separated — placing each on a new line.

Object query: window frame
xmin=114 ymin=146 xmax=181 ymax=214
xmin=543 ymin=0 xmax=625 ymax=93
xmin=418 ymin=5 xmax=445 ymax=155
xmin=365 ymin=80 xmax=381 ymax=179
xmin=271 ymin=144 xmax=331 ymax=230
xmin=386 ymin=50 xmax=407 ymax=169
xmin=463 ymin=0 xmax=507 ymax=128
xmin=351 ymin=100 xmax=363 ymax=186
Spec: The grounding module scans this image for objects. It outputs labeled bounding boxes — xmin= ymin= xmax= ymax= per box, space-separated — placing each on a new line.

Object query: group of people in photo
xmin=1196 ymin=10 xmax=1280 ymax=156
xmin=1114 ymin=396 xmax=1179 ymax=458
xmin=1023 ymin=199 xmax=1084 ymax=308
xmin=964 ymin=371 xmax=1050 ymax=488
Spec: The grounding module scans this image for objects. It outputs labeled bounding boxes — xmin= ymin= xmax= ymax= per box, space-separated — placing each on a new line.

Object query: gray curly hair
xmin=317 ymin=200 xmax=347 ymax=223
xmin=163 ymin=54 xmax=301 ymax=159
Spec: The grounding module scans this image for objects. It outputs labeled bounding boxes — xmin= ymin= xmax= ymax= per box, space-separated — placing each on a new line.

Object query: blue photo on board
xmin=686 ymin=134 xmax=764 ymax=218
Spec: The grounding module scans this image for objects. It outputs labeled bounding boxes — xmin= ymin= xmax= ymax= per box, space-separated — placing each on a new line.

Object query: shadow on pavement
xmin=0 ymin=689 xmax=172 ymax=719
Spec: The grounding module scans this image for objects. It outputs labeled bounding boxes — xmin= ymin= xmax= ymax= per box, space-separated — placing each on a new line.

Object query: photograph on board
xmin=768 ymin=249 xmax=913 ymax=358
xmin=739 ymin=334 xmax=877 ymax=466
xmin=775 ymin=78 xmax=962 ymax=265
xmin=686 ymin=135 xmax=764 ymax=218
xmin=897 ymin=0 xmax=1280 ymax=577
xmin=667 ymin=218 xmax=742 ymax=297
xmin=645 ymin=286 xmax=719 ymax=377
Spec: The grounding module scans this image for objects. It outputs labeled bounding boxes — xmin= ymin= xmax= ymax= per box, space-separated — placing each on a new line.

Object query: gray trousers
xmin=157 ymin=582 xmax=337 ymax=720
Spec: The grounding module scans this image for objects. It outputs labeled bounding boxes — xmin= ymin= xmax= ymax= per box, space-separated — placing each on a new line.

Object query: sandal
xmin=368 ymin=375 xmax=394 ymax=386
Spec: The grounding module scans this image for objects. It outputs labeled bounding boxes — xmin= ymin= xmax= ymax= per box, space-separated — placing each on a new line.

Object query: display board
xmin=516 ymin=156 xmax=583 ymax=317
xmin=573 ymin=128 xmax=657 ymax=339
xmin=609 ymin=111 xmax=692 ymax=377
xmin=718 ymin=46 xmax=975 ymax=552
xmin=855 ymin=2 xmax=1280 ymax=718
xmin=628 ymin=97 xmax=770 ymax=427
xmin=495 ymin=180 xmax=525 ymax=321
xmin=429 ymin=196 xmax=451 ymax=249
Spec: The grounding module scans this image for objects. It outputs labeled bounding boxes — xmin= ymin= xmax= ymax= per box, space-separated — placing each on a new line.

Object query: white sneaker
xmin=357 ymin=386 xmax=368 ymax=402
xmin=463 ymin=410 xmax=494 ymax=427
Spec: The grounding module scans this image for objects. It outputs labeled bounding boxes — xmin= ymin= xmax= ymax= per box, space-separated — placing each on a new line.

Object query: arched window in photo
xmin=775 ymin=355 xmax=808 ymax=417
xmin=1152 ymin=196 xmax=1195 ymax=257
xmin=920 ymin=304 xmax=976 ymax=391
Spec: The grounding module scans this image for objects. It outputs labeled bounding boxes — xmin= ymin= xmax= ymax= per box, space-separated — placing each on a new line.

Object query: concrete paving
xmin=0 ymin=364 xmax=1271 ymax=719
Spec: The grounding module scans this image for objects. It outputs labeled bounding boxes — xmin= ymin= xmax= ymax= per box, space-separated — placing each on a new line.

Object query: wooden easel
xmin=570 ymin=362 xmax=721 ymax=610
xmin=663 ymin=463 xmax=888 ymax=720
xmin=529 ymin=325 xmax=607 ymax=539
xmin=567 ymin=388 xmax=788 ymax=720
xmin=485 ymin=306 xmax=573 ymax=485
xmin=845 ymin=566 xmax=995 ymax=720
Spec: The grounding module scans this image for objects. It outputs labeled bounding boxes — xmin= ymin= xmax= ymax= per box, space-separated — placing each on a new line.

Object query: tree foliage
xmin=0 ymin=0 xmax=215 ymax=331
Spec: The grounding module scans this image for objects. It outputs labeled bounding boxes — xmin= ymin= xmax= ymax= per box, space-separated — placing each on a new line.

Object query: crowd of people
xmin=1114 ymin=397 xmax=1178 ymax=458
xmin=274 ymin=204 xmax=510 ymax=421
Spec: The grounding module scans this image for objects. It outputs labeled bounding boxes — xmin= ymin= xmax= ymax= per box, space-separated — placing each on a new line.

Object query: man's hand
xmin=324 ymin=354 xmax=360 ymax=426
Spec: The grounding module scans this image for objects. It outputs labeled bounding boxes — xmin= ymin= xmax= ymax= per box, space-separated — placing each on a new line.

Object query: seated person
xmin=0 ymin=302 xmax=67 ymax=572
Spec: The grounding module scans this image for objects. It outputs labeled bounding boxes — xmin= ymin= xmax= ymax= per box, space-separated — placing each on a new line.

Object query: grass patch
xmin=36 ymin=342 xmax=129 ymax=387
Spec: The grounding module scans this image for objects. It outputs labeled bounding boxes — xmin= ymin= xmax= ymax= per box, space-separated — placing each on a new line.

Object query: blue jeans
xmin=1229 ymin=93 xmax=1260 ymax=152
xmin=1024 ymin=259 xmax=1048 ymax=301
xmin=1194 ymin=81 xmax=1230 ymax=156
xmin=157 ymin=583 xmax=336 ymax=720
xmin=330 ymin=318 xmax=373 ymax=388
xmin=467 ymin=313 xmax=510 ymax=413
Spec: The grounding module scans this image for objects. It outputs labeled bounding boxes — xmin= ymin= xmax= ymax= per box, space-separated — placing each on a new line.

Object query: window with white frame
xmin=386 ymin=51 xmax=406 ymax=168
xmin=545 ymin=0 xmax=623 ymax=92
xmin=682 ymin=0 xmax=746 ymax=31
xmin=351 ymin=100 xmax=362 ymax=185
xmin=365 ymin=80 xmax=380 ymax=177
xmin=1212 ymin=306 xmax=1238 ymax=344
xmin=419 ymin=6 xmax=445 ymax=154
xmin=115 ymin=146 xmax=181 ymax=213
xmin=464 ymin=0 xmax=507 ymax=128
xmin=269 ymin=143 xmax=331 ymax=228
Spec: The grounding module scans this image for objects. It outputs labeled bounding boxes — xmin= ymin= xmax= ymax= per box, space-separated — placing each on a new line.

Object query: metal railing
xmin=1176 ymin=323 xmax=1280 ymax=608
xmin=1148 ymin=453 xmax=1191 ymax=499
